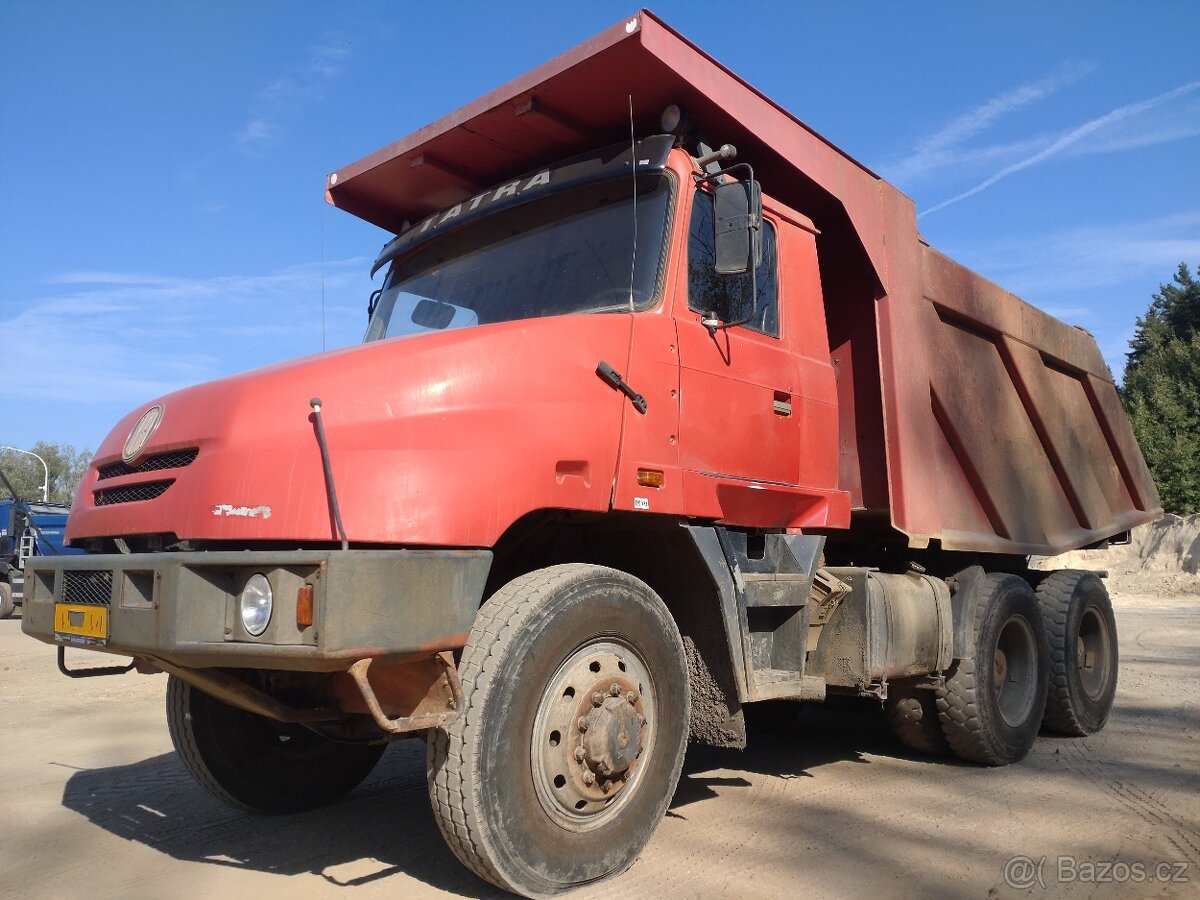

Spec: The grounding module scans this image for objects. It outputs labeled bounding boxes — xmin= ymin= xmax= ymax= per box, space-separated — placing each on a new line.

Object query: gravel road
xmin=3 ymin=588 xmax=1197 ymax=899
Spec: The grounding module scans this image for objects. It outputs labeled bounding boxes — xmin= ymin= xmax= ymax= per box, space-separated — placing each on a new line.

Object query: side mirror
xmin=712 ymin=178 xmax=762 ymax=275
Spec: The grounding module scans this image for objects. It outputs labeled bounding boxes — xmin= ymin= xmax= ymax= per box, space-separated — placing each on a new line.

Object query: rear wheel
xmin=936 ymin=574 xmax=1048 ymax=766
xmin=166 ymin=675 xmax=386 ymax=814
xmin=427 ymin=564 xmax=689 ymax=896
xmin=0 ymin=581 xmax=14 ymax=619
xmin=1035 ymin=570 xmax=1118 ymax=735
xmin=885 ymin=688 xmax=947 ymax=756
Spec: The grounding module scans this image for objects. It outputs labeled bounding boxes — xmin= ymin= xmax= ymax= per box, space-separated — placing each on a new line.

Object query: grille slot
xmin=94 ymin=480 xmax=174 ymax=506
xmin=61 ymin=570 xmax=114 ymax=606
xmin=97 ymin=448 xmax=199 ymax=480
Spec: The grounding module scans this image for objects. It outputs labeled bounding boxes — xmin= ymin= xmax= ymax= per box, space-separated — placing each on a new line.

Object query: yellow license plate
xmin=54 ymin=603 xmax=108 ymax=646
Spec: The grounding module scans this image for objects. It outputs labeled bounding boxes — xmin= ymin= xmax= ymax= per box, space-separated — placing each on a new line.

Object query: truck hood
xmin=68 ymin=315 xmax=633 ymax=547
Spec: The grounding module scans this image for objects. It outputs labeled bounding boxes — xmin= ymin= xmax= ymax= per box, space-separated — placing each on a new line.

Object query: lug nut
xmin=609 ymin=683 xmax=622 ymax=696
xmin=574 ymin=746 xmax=586 ymax=761
xmin=582 ymin=771 xmax=595 ymax=785
xmin=625 ymin=691 xmax=638 ymax=704
xmin=578 ymin=718 xmax=589 ymax=732
xmin=601 ymin=779 xmax=612 ymax=794
xmin=592 ymin=692 xmax=604 ymax=707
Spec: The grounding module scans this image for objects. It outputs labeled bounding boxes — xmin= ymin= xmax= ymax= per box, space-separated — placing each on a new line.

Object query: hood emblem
xmin=122 ymin=405 xmax=164 ymax=464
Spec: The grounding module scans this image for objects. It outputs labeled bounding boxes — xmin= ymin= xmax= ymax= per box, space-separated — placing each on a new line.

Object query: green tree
xmin=0 ymin=443 xmax=93 ymax=505
xmin=1121 ymin=263 xmax=1200 ymax=514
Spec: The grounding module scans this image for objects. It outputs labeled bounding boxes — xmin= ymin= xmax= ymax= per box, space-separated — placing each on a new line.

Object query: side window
xmin=687 ymin=190 xmax=779 ymax=336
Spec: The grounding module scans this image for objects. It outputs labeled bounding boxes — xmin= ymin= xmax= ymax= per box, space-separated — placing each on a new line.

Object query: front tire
xmin=936 ymin=574 xmax=1048 ymax=766
xmin=166 ymin=675 xmax=386 ymax=814
xmin=427 ymin=564 xmax=689 ymax=897
xmin=0 ymin=581 xmax=14 ymax=619
xmin=1035 ymin=570 xmax=1118 ymax=735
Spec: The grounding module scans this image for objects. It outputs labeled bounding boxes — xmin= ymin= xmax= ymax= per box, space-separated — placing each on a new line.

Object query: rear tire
xmin=885 ymin=688 xmax=947 ymax=756
xmin=0 ymin=581 xmax=14 ymax=619
xmin=427 ymin=564 xmax=689 ymax=896
xmin=166 ymin=675 xmax=386 ymax=814
xmin=1035 ymin=570 xmax=1118 ymax=735
xmin=936 ymin=574 xmax=1048 ymax=766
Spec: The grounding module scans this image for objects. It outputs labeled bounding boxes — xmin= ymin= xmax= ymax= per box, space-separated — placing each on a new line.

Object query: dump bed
xmin=326 ymin=9 xmax=1160 ymax=555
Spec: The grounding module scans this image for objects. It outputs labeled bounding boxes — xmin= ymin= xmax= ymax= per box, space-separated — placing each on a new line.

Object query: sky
xmin=2 ymin=0 xmax=1198 ymax=454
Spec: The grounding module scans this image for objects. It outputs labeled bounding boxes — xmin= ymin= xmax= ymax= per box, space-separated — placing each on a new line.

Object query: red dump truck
xmin=24 ymin=10 xmax=1160 ymax=896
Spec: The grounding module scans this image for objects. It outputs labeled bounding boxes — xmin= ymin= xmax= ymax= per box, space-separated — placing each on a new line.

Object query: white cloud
xmin=921 ymin=80 xmax=1200 ymax=216
xmin=2 ymin=258 xmax=370 ymax=407
xmin=235 ymin=35 xmax=352 ymax=152
xmin=885 ymin=62 xmax=1094 ymax=185
xmin=951 ymin=210 xmax=1200 ymax=299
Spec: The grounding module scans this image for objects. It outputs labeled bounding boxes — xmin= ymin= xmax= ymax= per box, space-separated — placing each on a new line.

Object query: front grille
xmin=97 ymin=448 xmax=199 ymax=480
xmin=94 ymin=480 xmax=174 ymax=506
xmin=61 ymin=570 xmax=114 ymax=606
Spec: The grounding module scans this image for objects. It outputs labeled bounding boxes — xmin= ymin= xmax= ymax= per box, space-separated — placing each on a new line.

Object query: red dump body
xmin=326 ymin=9 xmax=1160 ymax=555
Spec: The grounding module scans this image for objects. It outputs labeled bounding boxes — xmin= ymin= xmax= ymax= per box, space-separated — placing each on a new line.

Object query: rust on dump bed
xmin=326 ymin=9 xmax=1159 ymax=555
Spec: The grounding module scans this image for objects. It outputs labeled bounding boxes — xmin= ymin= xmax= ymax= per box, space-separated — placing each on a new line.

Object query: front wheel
xmin=166 ymin=675 xmax=386 ymax=814
xmin=0 ymin=581 xmax=14 ymax=619
xmin=427 ymin=564 xmax=689 ymax=896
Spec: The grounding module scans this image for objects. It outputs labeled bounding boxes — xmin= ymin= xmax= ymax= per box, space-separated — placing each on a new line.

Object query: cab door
xmin=676 ymin=189 xmax=804 ymax=519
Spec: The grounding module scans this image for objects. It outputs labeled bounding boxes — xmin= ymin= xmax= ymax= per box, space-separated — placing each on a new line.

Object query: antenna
xmin=628 ymin=94 xmax=637 ymax=312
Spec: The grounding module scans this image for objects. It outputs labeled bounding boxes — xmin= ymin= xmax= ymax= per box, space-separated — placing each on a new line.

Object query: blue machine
xmin=1 ymin=497 xmax=84 ymax=617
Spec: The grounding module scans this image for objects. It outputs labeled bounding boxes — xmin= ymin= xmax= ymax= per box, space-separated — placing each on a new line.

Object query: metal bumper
xmin=22 ymin=548 xmax=491 ymax=671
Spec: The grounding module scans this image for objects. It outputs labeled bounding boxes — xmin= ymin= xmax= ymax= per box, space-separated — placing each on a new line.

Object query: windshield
xmin=364 ymin=173 xmax=673 ymax=342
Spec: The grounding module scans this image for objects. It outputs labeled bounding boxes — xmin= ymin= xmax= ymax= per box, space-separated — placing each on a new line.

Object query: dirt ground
xmin=2 ymin=582 xmax=1198 ymax=899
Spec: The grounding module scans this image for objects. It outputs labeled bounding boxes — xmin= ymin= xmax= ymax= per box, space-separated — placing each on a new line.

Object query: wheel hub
xmin=993 ymin=614 xmax=1037 ymax=728
xmin=530 ymin=642 xmax=655 ymax=829
xmin=581 ymin=685 xmax=644 ymax=779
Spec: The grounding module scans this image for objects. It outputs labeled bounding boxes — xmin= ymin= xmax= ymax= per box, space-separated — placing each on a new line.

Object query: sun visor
xmin=369 ymin=134 xmax=674 ymax=277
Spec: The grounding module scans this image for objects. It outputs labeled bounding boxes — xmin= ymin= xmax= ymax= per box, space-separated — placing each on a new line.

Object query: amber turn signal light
xmin=296 ymin=584 xmax=314 ymax=628
xmin=636 ymin=469 xmax=665 ymax=488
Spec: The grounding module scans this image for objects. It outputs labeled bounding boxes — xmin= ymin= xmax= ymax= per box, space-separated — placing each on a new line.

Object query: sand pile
xmin=1033 ymin=513 xmax=1200 ymax=595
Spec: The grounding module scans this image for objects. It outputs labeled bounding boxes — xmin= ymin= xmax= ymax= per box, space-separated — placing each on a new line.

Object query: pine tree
xmin=1121 ymin=263 xmax=1200 ymax=514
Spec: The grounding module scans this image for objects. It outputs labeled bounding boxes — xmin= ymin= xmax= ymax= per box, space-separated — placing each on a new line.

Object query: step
xmin=748 ymin=669 xmax=826 ymax=702
xmin=740 ymin=572 xmax=812 ymax=608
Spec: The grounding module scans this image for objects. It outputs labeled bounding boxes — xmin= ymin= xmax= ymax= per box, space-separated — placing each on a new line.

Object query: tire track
xmin=1057 ymin=740 xmax=1200 ymax=865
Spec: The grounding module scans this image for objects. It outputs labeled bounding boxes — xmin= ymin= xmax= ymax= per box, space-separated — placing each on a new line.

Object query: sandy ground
xmin=2 ymin=583 xmax=1197 ymax=900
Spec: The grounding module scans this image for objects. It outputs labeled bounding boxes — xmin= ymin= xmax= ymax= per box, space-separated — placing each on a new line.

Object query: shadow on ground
xmin=60 ymin=697 xmax=915 ymax=893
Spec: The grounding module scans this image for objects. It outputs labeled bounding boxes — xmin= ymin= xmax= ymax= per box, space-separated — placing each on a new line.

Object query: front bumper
xmin=22 ymin=549 xmax=491 ymax=671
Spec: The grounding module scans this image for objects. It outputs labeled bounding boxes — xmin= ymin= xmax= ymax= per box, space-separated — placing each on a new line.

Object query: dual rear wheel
xmin=887 ymin=570 xmax=1118 ymax=765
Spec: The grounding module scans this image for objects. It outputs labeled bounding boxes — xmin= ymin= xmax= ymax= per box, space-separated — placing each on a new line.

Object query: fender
xmin=947 ymin=565 xmax=988 ymax=660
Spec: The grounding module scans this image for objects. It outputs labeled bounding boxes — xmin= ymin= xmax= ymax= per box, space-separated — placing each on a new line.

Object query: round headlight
xmin=240 ymin=573 xmax=273 ymax=636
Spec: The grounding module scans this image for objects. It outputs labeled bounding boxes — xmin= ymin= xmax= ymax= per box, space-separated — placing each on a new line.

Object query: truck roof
xmin=327 ymin=9 xmax=1160 ymax=555
xmin=326 ymin=10 xmax=886 ymax=263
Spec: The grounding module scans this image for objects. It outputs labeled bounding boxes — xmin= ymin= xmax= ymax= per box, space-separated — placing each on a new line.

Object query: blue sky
xmin=3 ymin=1 xmax=1198 ymax=453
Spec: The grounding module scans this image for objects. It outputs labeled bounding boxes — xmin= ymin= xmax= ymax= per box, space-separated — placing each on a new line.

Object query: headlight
xmin=240 ymin=573 xmax=273 ymax=636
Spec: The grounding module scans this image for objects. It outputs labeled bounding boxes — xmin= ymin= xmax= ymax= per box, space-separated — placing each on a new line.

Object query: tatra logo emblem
xmin=122 ymin=405 xmax=164 ymax=464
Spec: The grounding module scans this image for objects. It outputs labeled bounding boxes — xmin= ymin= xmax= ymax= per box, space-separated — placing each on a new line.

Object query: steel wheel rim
xmin=529 ymin=639 xmax=656 ymax=832
xmin=993 ymin=614 xmax=1038 ymax=728
xmin=1076 ymin=606 xmax=1113 ymax=700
